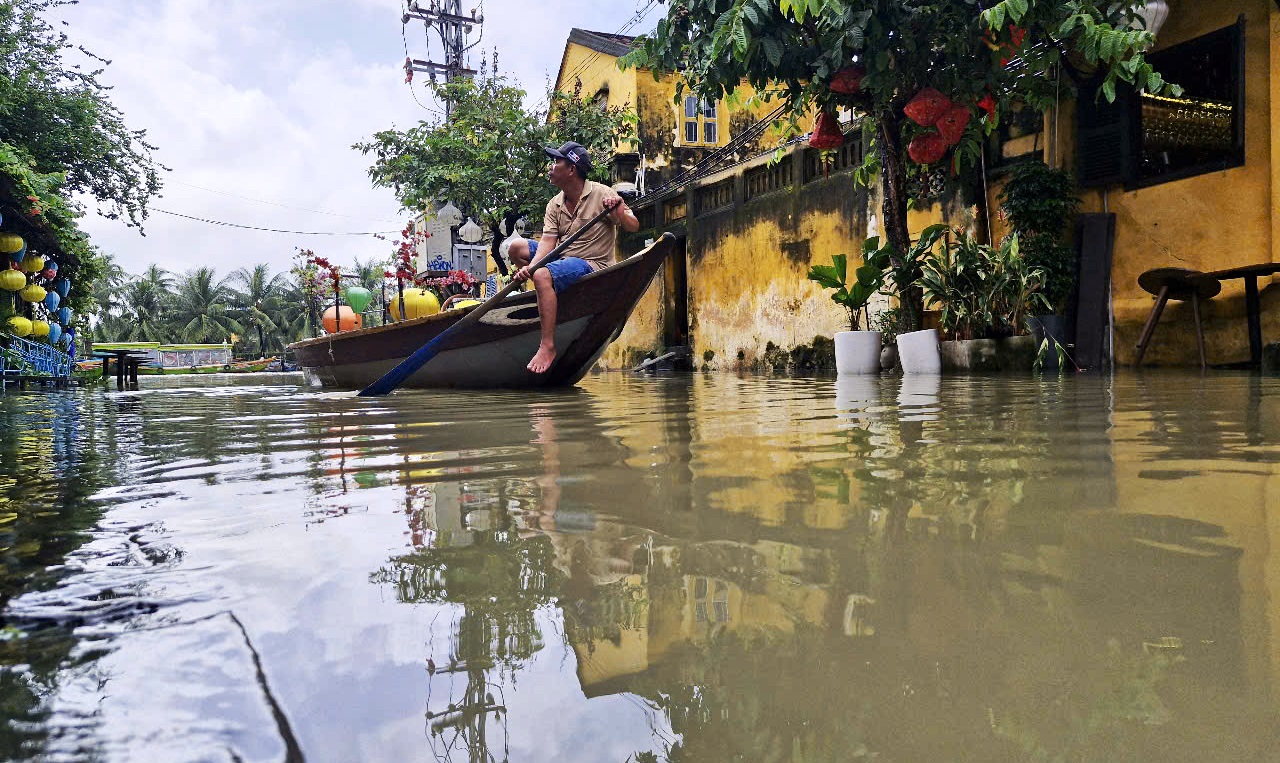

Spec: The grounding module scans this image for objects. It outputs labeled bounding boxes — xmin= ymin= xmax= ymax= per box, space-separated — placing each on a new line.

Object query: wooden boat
xmin=289 ymin=234 xmax=673 ymax=390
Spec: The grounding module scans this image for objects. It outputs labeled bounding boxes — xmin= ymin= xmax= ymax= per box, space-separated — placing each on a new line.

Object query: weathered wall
xmin=557 ymin=40 xmax=639 ymax=153
xmin=1073 ymin=0 xmax=1276 ymax=366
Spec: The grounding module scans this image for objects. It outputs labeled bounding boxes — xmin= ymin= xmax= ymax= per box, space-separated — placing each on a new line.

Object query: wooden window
xmin=683 ymin=95 xmax=720 ymax=146
xmin=1078 ymin=18 xmax=1245 ymax=188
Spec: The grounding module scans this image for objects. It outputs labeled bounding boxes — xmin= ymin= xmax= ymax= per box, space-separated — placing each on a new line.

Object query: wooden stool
xmin=1134 ymin=267 xmax=1220 ymax=368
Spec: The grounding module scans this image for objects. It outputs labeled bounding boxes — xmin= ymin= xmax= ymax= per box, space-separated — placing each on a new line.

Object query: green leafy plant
xmin=999 ymin=161 xmax=1080 ymax=314
xmin=806 ymin=236 xmax=891 ymax=332
xmin=920 ymin=232 xmax=1050 ymax=339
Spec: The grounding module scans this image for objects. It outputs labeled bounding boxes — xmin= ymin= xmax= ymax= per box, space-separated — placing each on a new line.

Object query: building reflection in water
xmin=347 ymin=373 xmax=1276 ymax=761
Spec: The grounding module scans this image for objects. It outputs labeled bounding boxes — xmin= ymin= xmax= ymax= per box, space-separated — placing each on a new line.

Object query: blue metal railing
xmin=1 ymin=332 xmax=72 ymax=379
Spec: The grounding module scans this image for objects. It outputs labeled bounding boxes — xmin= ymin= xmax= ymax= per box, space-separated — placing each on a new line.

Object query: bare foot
xmin=528 ymin=345 xmax=556 ymax=373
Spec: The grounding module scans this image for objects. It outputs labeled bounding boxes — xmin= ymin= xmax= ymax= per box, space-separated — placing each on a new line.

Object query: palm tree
xmin=351 ymin=256 xmax=390 ymax=327
xmin=275 ymin=277 xmax=311 ymax=344
xmin=89 ymin=252 xmax=128 ymax=334
xmin=114 ymin=265 xmax=173 ymax=341
xmin=168 ymin=267 xmax=241 ymax=343
xmin=228 ymin=264 xmax=286 ymax=356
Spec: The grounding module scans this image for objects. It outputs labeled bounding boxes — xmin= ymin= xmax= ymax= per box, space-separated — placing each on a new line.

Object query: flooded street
xmin=1 ymin=370 xmax=1279 ymax=762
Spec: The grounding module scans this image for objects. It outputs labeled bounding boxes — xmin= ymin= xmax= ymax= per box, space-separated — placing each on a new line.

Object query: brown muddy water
xmin=0 ymin=370 xmax=1278 ymax=762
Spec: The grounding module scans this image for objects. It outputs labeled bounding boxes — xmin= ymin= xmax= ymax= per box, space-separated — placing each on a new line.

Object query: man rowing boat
xmin=510 ymin=141 xmax=640 ymax=374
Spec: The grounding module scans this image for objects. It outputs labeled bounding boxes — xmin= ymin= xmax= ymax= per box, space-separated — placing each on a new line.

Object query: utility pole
xmin=402 ymin=0 xmax=483 ymax=121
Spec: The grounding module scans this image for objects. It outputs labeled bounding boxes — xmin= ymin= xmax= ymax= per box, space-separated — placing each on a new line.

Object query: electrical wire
xmin=534 ymin=0 xmax=660 ymax=113
xmin=166 ymin=180 xmax=402 ymax=223
xmin=402 ymin=11 xmax=447 ymax=116
xmin=152 ymin=208 xmax=399 ymax=236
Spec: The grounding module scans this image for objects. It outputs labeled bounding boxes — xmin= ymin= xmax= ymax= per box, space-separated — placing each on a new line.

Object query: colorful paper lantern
xmin=44 ymin=260 xmax=57 ymax=273
xmin=322 ymin=304 xmax=362 ymax=333
xmin=29 ymin=320 xmax=49 ymax=338
xmin=0 ymin=269 xmax=24 ymax=292
xmin=42 ymin=291 xmax=60 ymax=310
xmin=56 ymin=306 xmax=72 ymax=325
xmin=387 ymin=289 xmax=440 ymax=321
xmin=0 ymin=232 xmax=24 ymax=259
xmin=343 ymin=286 xmax=373 ymax=314
xmin=19 ymin=283 xmax=47 ymax=303
xmin=20 ymin=254 xmax=44 ymax=273
xmin=54 ymin=277 xmax=70 ymax=298
xmin=46 ymin=323 xmax=62 ymax=344
xmin=40 ymin=268 xmax=56 ymax=280
xmin=7 ymin=316 xmax=32 ymax=337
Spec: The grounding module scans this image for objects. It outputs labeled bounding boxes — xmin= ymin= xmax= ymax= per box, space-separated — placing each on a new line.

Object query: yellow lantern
xmin=0 ymin=269 xmax=25 ymax=292
xmin=29 ymin=320 xmax=49 ymax=338
xmin=20 ymin=254 xmax=45 ymax=273
xmin=19 ymin=283 xmax=46 ymax=303
xmin=0 ymin=232 xmax=24 ymax=256
xmin=6 ymin=316 xmax=32 ymax=337
xmin=387 ymin=289 xmax=440 ymax=321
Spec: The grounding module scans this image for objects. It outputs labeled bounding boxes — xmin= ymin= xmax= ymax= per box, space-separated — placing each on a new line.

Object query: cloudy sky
xmin=59 ymin=0 xmax=657 ymax=280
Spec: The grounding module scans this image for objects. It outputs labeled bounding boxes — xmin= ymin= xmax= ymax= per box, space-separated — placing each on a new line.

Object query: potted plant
xmin=807 ymin=237 xmax=889 ymax=374
xmin=884 ymin=223 xmax=950 ymax=374
xmin=998 ymin=161 xmax=1080 ymax=368
xmin=919 ymin=231 xmax=1051 ymax=371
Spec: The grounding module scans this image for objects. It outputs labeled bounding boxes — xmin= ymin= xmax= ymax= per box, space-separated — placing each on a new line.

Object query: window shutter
xmin=1076 ymin=79 xmax=1134 ymax=187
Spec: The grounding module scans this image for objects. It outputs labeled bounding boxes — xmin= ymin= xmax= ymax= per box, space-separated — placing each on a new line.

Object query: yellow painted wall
xmin=556 ymin=41 xmax=639 ymax=154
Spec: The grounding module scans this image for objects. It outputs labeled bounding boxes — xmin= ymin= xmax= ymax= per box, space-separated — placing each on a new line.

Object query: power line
xmin=166 ymin=180 xmax=402 ymax=223
xmin=152 ymin=208 xmax=400 ymax=236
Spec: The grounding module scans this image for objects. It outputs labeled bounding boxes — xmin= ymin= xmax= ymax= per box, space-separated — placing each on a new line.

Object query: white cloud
xmin=60 ymin=0 xmax=656 ymax=281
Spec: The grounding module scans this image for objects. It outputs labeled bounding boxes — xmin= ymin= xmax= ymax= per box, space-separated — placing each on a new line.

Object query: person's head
xmin=544 ymin=141 xmax=592 ymax=186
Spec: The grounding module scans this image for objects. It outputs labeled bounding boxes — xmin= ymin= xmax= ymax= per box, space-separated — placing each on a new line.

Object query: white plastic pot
xmin=834 ymin=330 xmax=882 ymax=375
xmin=896 ymin=328 xmax=942 ymax=374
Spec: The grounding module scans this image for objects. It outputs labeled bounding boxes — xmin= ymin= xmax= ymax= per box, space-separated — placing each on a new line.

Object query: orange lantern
xmin=322 ymin=305 xmax=363 ymax=333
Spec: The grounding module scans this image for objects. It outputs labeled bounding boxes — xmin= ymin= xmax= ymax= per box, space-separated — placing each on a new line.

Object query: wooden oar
xmin=358 ymin=205 xmax=614 ymax=396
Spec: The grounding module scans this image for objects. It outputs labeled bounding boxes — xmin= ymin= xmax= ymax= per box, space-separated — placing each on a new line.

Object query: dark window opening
xmin=1076 ymin=18 xmax=1245 ymax=189
xmin=1135 ymin=20 xmax=1244 ymax=184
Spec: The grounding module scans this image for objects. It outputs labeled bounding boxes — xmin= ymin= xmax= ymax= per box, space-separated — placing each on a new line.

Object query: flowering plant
xmin=421 ymin=269 xmax=478 ymax=301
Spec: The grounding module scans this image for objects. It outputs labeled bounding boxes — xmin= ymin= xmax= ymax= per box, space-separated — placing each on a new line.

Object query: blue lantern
xmin=61 ymin=330 xmax=73 ymax=347
xmin=45 ymin=260 xmax=58 ymax=273
xmin=54 ymin=277 xmax=70 ymax=298
xmin=42 ymin=291 xmax=60 ymax=310
xmin=8 ymin=247 xmax=24 ymax=264
xmin=57 ymin=306 xmax=72 ymax=325
xmin=47 ymin=323 xmax=61 ymax=344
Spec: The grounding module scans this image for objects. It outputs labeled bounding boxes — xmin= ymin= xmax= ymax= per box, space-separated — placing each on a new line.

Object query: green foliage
xmin=806 ymin=236 xmax=890 ymax=332
xmin=999 ymin=161 xmax=1081 ymax=313
xmin=623 ymin=0 xmax=1175 ymax=324
xmin=0 ymin=0 xmax=163 ymax=228
xmin=355 ymin=73 xmax=635 ymax=235
xmin=919 ymin=232 xmax=1050 ymax=339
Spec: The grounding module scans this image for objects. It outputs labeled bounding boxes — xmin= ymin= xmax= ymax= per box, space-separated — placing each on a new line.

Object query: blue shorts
xmin=546 ymin=257 xmax=593 ymax=292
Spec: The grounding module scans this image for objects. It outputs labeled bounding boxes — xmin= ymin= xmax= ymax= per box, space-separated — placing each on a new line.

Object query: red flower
xmin=977 ymin=92 xmax=997 ymax=117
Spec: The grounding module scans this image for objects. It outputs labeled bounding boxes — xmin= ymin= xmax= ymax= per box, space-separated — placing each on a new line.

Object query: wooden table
xmin=1192 ymin=263 xmax=1280 ymax=366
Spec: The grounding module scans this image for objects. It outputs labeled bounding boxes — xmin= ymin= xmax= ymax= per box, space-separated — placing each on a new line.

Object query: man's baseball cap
xmin=544 ymin=141 xmax=592 ymax=177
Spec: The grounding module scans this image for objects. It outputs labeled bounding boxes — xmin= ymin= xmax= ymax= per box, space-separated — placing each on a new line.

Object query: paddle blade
xmin=357 ymin=331 xmax=452 ymax=396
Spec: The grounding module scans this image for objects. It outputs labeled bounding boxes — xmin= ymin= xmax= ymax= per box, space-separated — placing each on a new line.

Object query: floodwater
xmin=0 ymin=370 xmax=1279 ymax=762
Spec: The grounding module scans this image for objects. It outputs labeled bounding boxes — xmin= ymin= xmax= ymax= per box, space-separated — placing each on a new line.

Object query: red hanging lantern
xmin=907 ymin=132 xmax=949 ymax=165
xmin=828 ymin=66 xmax=865 ymax=95
xmin=808 ymin=111 xmax=845 ymax=150
xmin=935 ymin=106 xmax=972 ymax=146
xmin=903 ymin=87 xmax=951 ymax=127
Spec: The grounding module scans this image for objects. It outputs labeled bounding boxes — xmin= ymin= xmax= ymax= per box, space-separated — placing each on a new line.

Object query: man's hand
xmin=603 ymin=194 xmax=641 ymax=233
xmin=513 ymin=265 xmax=533 ymax=283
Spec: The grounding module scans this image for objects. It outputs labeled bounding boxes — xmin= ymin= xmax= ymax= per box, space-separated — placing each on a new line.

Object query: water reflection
xmin=0 ymin=372 xmax=1277 ymax=760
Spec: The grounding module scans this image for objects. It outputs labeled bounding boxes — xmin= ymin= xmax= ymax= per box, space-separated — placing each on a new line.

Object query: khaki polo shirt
xmin=542 ymin=180 xmax=617 ymax=271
